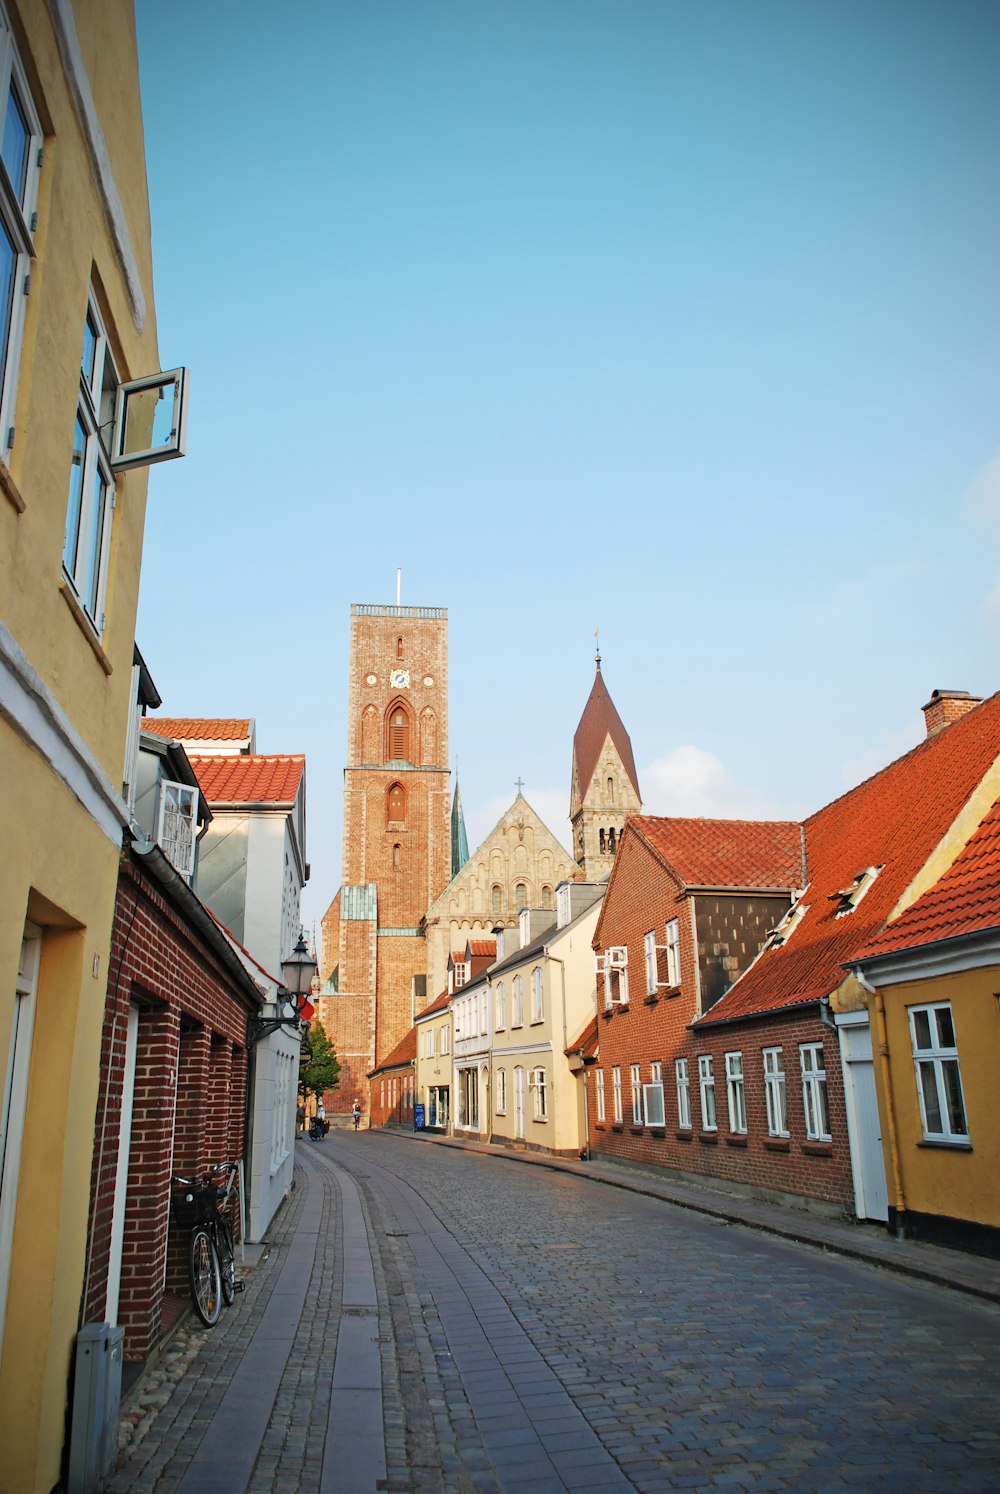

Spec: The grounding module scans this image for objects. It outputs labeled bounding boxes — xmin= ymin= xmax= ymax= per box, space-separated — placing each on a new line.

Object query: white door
xmin=839 ymin=1017 xmax=889 ymax=1222
xmin=107 ymin=1004 xmax=140 ymax=1323
xmin=0 ymin=924 xmax=40 ymax=1361
xmin=514 ymin=1066 xmax=525 ymax=1140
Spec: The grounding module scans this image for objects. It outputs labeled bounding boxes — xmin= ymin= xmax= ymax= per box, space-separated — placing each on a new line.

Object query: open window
xmin=111 ymin=367 xmax=189 ymax=472
xmin=157 ymin=779 xmax=197 ymax=880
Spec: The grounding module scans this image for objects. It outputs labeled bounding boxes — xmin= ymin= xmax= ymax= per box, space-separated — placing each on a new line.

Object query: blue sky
xmin=134 ymin=1 xmax=1000 ymax=944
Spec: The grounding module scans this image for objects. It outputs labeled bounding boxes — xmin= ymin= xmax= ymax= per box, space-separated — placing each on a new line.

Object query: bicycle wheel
xmin=217 ymin=1215 xmax=237 ymax=1306
xmin=188 ymin=1226 xmax=222 ymax=1326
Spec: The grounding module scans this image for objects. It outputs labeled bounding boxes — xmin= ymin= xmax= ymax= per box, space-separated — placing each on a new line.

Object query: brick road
xmin=111 ymin=1132 xmax=1000 ymax=1492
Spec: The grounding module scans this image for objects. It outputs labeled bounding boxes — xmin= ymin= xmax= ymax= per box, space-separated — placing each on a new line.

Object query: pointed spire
xmin=571 ymin=655 xmax=641 ymax=811
xmin=451 ymin=777 xmax=469 ymax=876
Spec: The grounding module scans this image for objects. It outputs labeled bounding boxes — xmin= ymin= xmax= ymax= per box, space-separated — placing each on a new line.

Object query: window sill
xmin=629 ymin=1125 xmax=644 ymax=1135
xmin=660 ymin=984 xmax=682 ymax=998
xmin=532 ymin=1118 xmax=548 ymax=1126
xmin=529 ymin=1019 xmax=544 ymax=1027
xmin=725 ymin=1134 xmax=748 ymax=1148
xmin=60 ymin=582 xmax=113 ymax=676
xmin=802 ymin=1141 xmax=833 ymax=1157
xmin=611 ymin=1123 xmax=624 ymax=1133
xmin=0 ymin=456 xmax=24 ymax=513
xmin=698 ymin=1131 xmax=719 ymax=1145
xmin=646 ymin=1127 xmax=666 ymax=1139
xmin=917 ymin=1138 xmax=973 ymax=1150
xmin=643 ymin=992 xmax=659 ymax=1006
xmin=675 ymin=1129 xmax=693 ymax=1142
xmin=594 ymin=1122 xmax=606 ymax=1131
xmin=763 ymin=1136 xmax=790 ymax=1151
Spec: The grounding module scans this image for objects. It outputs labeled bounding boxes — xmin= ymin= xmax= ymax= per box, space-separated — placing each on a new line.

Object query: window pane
xmin=1 ymin=84 xmax=28 ymax=206
xmin=81 ymin=309 xmax=98 ymax=387
xmin=0 ymin=215 xmax=16 ymax=383
xmin=912 ymin=1009 xmax=932 ymax=1051
xmin=941 ymin=1061 xmax=967 ymax=1135
xmin=83 ymin=467 xmax=108 ymax=618
xmin=62 ymin=414 xmax=87 ymax=575
xmin=935 ymin=1006 xmax=956 ymax=1049
xmin=918 ymin=1062 xmax=943 ymax=1134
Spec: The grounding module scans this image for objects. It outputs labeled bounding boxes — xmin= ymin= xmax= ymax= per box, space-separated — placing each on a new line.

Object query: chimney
xmin=921 ymin=689 xmax=983 ymax=737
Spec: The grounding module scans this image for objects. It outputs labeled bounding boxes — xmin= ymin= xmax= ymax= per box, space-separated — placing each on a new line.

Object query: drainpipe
xmin=545 ymin=948 xmax=567 ymax=1149
xmin=855 ymin=966 xmax=907 ymax=1239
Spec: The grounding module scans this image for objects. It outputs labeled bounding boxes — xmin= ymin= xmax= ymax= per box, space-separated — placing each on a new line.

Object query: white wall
xmin=246 ymin=1019 xmax=299 ymax=1241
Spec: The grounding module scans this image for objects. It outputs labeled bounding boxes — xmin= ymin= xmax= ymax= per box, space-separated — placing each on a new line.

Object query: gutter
xmin=129 ymin=836 xmax=264 ymax=1013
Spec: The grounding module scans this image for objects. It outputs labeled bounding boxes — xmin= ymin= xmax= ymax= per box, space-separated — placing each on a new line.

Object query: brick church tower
xmin=570 ymin=651 xmax=642 ymax=878
xmin=319 ymin=602 xmax=452 ymax=1113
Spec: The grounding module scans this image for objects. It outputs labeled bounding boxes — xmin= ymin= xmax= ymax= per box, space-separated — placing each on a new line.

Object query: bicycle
xmin=309 ymin=1115 xmax=326 ymax=1141
xmin=170 ymin=1161 xmax=243 ymax=1327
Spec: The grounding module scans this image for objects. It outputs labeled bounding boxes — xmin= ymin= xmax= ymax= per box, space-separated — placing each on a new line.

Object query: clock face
xmin=365 ymin=673 xmax=377 ymax=686
xmin=423 ymin=675 xmax=434 ymax=687
xmin=389 ymin=669 xmax=410 ymax=689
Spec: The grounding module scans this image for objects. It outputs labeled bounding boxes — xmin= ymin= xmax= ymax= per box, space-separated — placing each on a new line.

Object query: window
xmin=611 ymin=1066 xmax=623 ymax=1124
xmin=512 ymin=974 xmax=523 ymax=1026
xmin=531 ymin=966 xmax=543 ymax=1022
xmin=698 ymin=1055 xmax=717 ymax=1131
xmin=599 ymin=828 xmax=606 ymax=854
xmin=531 ymin=1066 xmax=548 ymax=1121
xmin=388 ymin=710 xmax=410 ymax=761
xmin=440 ymin=1026 xmax=449 ymax=1056
xmin=396 ymin=636 xmax=404 ymax=658
xmin=607 ymin=776 xmax=614 ymax=803
xmin=63 ymin=293 xmax=118 ymax=632
xmin=557 ymin=883 xmax=572 ymax=927
xmin=909 ymin=1003 xmax=968 ymax=1143
xmin=0 ymin=15 xmax=40 ymax=463
xmin=392 ymin=842 xmax=401 ymax=868
xmin=514 ymin=882 xmax=527 ymax=912
xmin=496 ymin=1067 xmax=507 ymax=1114
xmin=387 ymin=782 xmax=405 ymax=821
xmin=800 ymin=1043 xmax=831 ymax=1141
xmin=630 ymin=1064 xmax=642 ymax=1124
xmin=676 ymin=1058 xmax=691 ymax=1129
xmin=608 ymin=827 xmax=616 ymax=853
xmin=595 ymin=1068 xmax=606 ymax=1123
xmin=494 ymin=980 xmax=505 ymax=1030
xmin=453 ymin=960 xmax=468 ymax=989
xmin=644 ymin=931 xmax=657 ymax=995
xmin=665 ymin=919 xmax=681 ymax=987
xmin=763 ymin=1047 xmax=788 ymax=1136
xmin=725 ymin=1051 xmax=747 ymax=1134
xmin=157 ymin=778 xmax=198 ymax=881
xmin=644 ymin=1064 xmax=665 ymax=1127
xmin=541 ymin=885 xmax=553 ymax=910
xmin=491 ymin=885 xmax=502 ymax=916
xmin=597 ymin=947 xmax=629 ymax=1010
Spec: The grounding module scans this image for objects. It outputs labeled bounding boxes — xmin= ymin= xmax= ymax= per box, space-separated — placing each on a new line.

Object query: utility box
xmin=67 ymin=1323 xmax=125 ymax=1493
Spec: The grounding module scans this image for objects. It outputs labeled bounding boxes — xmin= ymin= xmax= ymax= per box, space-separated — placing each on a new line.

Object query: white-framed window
xmin=495 ymin=980 xmax=505 ymax=1030
xmin=630 ymin=1063 xmax=643 ymax=1124
xmin=763 ymin=1047 xmax=788 ymax=1136
xmin=63 ymin=292 xmax=118 ymax=633
xmin=453 ymin=960 xmax=468 ymax=989
xmin=440 ymin=1025 xmax=450 ymax=1056
xmin=597 ymin=947 xmax=629 ymax=1010
xmin=480 ymin=986 xmax=488 ymax=1036
xmin=157 ymin=778 xmax=198 ymax=881
xmin=428 ymin=1027 xmax=437 ymax=1059
xmin=557 ymin=883 xmax=572 ymax=928
xmin=612 ymin=1066 xmax=623 ymax=1124
xmin=665 ymin=919 xmax=681 ymax=987
xmin=698 ymin=1055 xmax=717 ymax=1131
xmin=531 ymin=966 xmax=543 ymax=1022
xmin=725 ymin=1051 xmax=747 ymax=1134
xmin=513 ymin=974 xmax=523 ymax=1026
xmin=800 ymin=1043 xmax=831 ymax=1141
xmin=595 ymin=1068 xmax=606 ymax=1123
xmin=0 ymin=11 xmax=41 ymax=463
xmin=644 ymin=1063 xmax=665 ymax=1127
xmin=644 ymin=931 xmax=657 ymax=995
xmin=909 ymin=1002 xmax=968 ymax=1143
xmin=531 ymin=1066 xmax=548 ymax=1121
xmin=496 ymin=1067 xmax=507 ymax=1115
xmin=675 ymin=1058 xmax=691 ymax=1129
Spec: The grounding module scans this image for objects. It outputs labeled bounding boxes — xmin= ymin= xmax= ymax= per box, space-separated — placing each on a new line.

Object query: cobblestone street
xmin=112 ymin=1133 xmax=1000 ymax=1493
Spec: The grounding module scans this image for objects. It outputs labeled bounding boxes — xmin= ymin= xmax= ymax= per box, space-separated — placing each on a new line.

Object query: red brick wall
xmin=589 ymin=828 xmax=855 ymax=1212
xmin=368 ymin=1064 xmax=415 ymax=1129
xmin=82 ymin=853 xmax=257 ymax=1360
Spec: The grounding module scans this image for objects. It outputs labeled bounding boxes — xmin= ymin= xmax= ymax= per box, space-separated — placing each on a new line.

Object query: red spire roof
xmin=189 ymin=754 xmax=304 ymax=806
xmin=572 ymin=663 xmax=640 ymax=803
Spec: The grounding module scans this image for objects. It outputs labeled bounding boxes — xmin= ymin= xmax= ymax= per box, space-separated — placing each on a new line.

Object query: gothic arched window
xmin=607 ymin=776 xmax=614 ymax=803
xmin=387 ymin=783 xmax=405 ymax=822
xmin=393 ymin=842 xmax=401 ymax=868
xmin=514 ymin=882 xmax=527 ymax=912
xmin=491 ymin=885 xmax=502 ymax=916
xmin=609 ymin=827 xmax=617 ymax=853
xmin=396 ymin=636 xmax=404 ymax=659
xmin=387 ymin=705 xmax=410 ymax=761
xmin=599 ymin=828 xmax=606 ymax=854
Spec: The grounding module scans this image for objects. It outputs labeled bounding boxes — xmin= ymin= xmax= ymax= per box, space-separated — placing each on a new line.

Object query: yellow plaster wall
xmin=880 ymin=967 xmax=1000 ymax=1229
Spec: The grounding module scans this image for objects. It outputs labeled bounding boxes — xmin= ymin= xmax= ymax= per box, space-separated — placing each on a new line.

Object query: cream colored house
xmin=488 ymin=884 xmax=604 ymax=1156
xmin=424 ymin=792 xmax=578 ymax=1000
xmin=414 ymin=989 xmax=454 ymax=1130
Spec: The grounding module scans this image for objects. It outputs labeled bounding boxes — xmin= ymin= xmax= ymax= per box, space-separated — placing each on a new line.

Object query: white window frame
xmin=611 ymin=1065 xmax=623 ymax=1124
xmin=763 ymin=1047 xmax=788 ymax=1137
xmin=800 ymin=1043 xmax=831 ymax=1142
xmin=494 ymin=980 xmax=505 ymax=1031
xmin=531 ymin=1066 xmax=548 ymax=1121
xmin=597 ymin=948 xmax=630 ymax=1010
xmin=0 ymin=10 xmax=41 ymax=462
xmin=110 ymin=364 xmax=189 ymax=472
xmin=63 ymin=290 xmax=119 ymax=634
xmin=595 ymin=1068 xmax=606 ymax=1123
xmin=531 ymin=966 xmax=543 ymax=1023
xmin=643 ymin=1064 xmax=665 ymax=1128
xmin=495 ymin=1067 xmax=507 ymax=1115
xmin=0 ymin=922 xmax=39 ymax=1350
xmin=908 ymin=1002 xmax=968 ymax=1143
xmin=665 ymin=919 xmax=681 ymax=987
xmin=630 ymin=1063 xmax=643 ymax=1124
xmin=644 ymin=931 xmax=657 ymax=995
xmin=698 ymin=1055 xmax=717 ymax=1132
xmin=440 ymin=1025 xmax=449 ymax=1057
xmin=675 ymin=1058 xmax=691 ymax=1130
xmin=512 ymin=974 xmax=523 ymax=1027
xmin=725 ymin=1051 xmax=747 ymax=1134
xmin=156 ymin=777 xmax=198 ymax=881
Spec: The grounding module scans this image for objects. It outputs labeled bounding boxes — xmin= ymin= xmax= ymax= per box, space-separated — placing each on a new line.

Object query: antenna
xmin=396 ymin=567 xmax=401 ymax=607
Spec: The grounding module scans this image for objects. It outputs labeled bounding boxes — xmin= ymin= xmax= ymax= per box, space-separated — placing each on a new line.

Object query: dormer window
xmin=157 ymin=779 xmax=197 ymax=881
xmin=453 ymin=960 xmax=468 ymax=989
xmin=829 ymin=866 xmax=882 ymax=917
xmin=556 ymin=884 xmax=572 ymax=928
xmin=519 ymin=907 xmax=530 ymax=947
xmin=768 ymin=895 xmax=808 ymax=948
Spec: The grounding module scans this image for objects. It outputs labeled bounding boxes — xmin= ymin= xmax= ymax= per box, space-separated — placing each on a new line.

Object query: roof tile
xmin=146 ymin=717 xmax=251 ymax=741
xmin=189 ymin=754 xmax=304 ymax=805
xmin=633 ymin=816 xmax=803 ymax=890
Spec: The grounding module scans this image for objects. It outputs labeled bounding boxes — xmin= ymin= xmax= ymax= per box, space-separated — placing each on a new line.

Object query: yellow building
xmin=414 ymin=989 xmax=454 ymax=1129
xmin=853 ymin=790 xmax=1000 ymax=1256
xmin=0 ymin=3 xmax=184 ymax=1486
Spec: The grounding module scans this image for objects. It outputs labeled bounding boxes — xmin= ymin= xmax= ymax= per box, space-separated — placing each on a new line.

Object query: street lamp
xmin=248 ymin=931 xmax=318 ymax=1048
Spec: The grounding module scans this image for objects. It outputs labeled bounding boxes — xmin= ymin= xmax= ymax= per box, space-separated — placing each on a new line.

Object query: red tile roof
xmin=573 ymin=665 xmax=641 ymax=802
xmin=145 ymin=717 xmax=251 ymax=741
xmin=633 ymin=816 xmax=803 ymax=891
xmin=698 ymin=692 xmax=1000 ymax=1024
xmin=566 ymin=1015 xmax=598 ymax=1057
xmin=857 ymin=798 xmax=1000 ymax=958
xmin=189 ymin=755 xmax=304 ymax=806
xmin=416 ymin=988 xmax=451 ymax=1019
xmin=370 ymin=1026 xmax=416 ymax=1074
xmin=467 ymin=940 xmax=497 ymax=958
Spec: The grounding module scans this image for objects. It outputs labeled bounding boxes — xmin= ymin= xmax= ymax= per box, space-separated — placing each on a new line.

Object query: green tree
xmin=299 ymin=1019 xmax=341 ymax=1102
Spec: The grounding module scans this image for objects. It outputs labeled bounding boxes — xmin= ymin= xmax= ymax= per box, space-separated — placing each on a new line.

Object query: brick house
xmin=368 ymin=1027 xmax=417 ymax=1129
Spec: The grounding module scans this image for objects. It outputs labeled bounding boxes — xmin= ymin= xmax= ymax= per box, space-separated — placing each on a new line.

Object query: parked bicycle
xmin=170 ymin=1161 xmax=244 ymax=1327
xmin=308 ymin=1115 xmax=326 ymax=1141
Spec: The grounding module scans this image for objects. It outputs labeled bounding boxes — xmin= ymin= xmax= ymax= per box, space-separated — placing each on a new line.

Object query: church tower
xmin=570 ymin=651 xmax=642 ymax=878
xmin=320 ymin=602 xmax=451 ymax=1112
